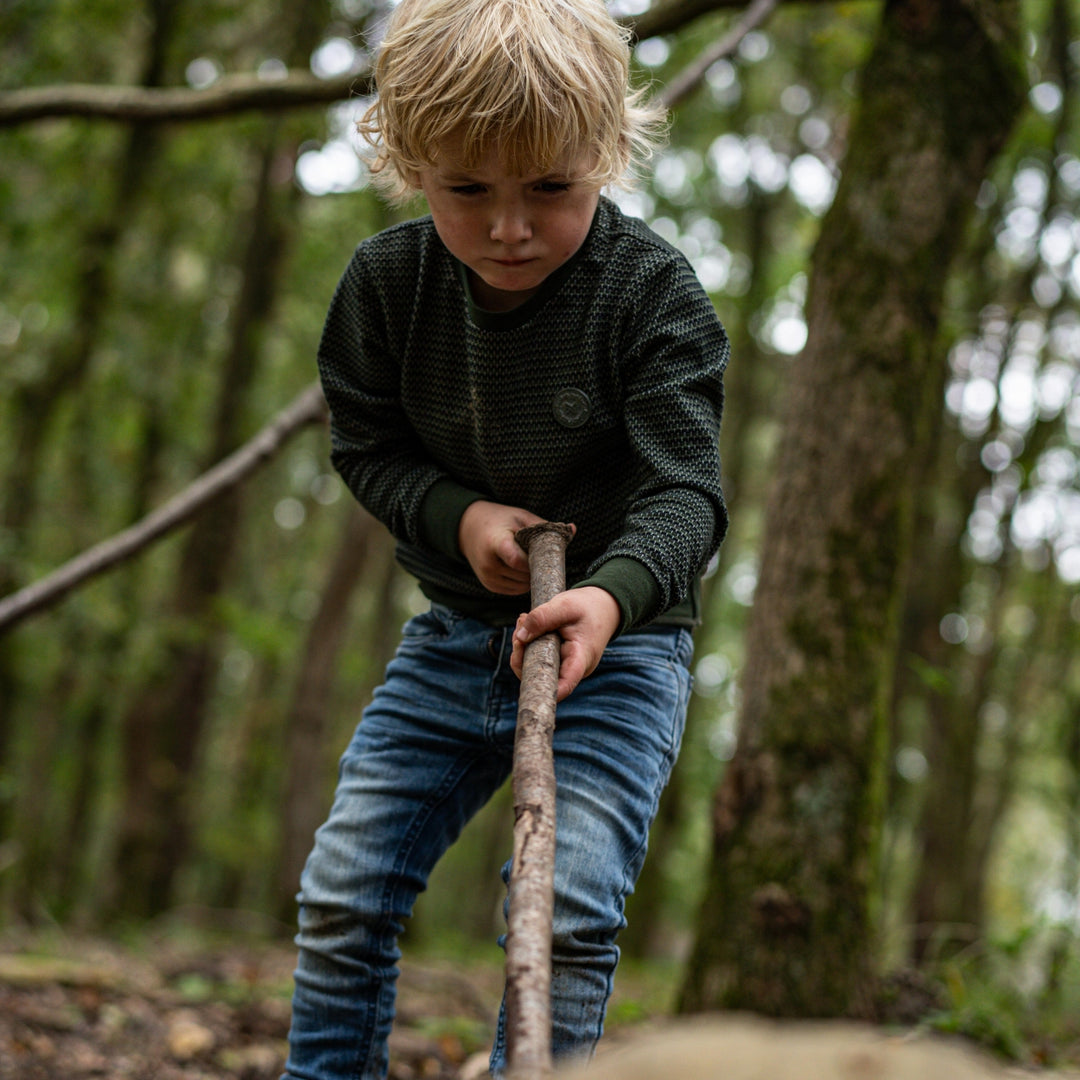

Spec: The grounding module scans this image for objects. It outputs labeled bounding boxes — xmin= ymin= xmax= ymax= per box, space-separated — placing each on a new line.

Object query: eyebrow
xmin=437 ymin=168 xmax=576 ymax=184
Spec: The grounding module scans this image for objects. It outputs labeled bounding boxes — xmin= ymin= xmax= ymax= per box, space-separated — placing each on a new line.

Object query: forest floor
xmin=0 ymin=920 xmax=677 ymax=1080
xmin=4 ymin=921 xmax=1080 ymax=1080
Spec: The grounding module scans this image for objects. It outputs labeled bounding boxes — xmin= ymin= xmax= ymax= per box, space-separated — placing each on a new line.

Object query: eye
xmin=449 ymin=183 xmax=485 ymax=196
xmin=536 ymin=180 xmax=572 ymax=194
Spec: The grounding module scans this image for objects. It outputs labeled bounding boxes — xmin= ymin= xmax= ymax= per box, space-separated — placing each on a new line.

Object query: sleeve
xmin=576 ymin=253 xmax=729 ymax=630
xmin=316 ymin=247 xmax=484 ymax=557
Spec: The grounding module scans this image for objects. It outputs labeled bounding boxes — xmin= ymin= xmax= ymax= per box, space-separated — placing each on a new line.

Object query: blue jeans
xmin=284 ymin=604 xmax=693 ymax=1080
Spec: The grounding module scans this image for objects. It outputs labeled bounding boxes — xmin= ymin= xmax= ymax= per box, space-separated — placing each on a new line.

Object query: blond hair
xmin=358 ymin=0 xmax=666 ymax=201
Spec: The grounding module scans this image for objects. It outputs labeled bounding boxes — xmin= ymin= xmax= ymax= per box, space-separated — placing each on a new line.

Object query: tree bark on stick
xmin=0 ymin=0 xmax=860 ymax=129
xmin=505 ymin=522 xmax=572 ymax=1080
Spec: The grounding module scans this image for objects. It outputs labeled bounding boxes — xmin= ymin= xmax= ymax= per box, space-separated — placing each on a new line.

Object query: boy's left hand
xmin=511 ymin=586 xmax=621 ymax=701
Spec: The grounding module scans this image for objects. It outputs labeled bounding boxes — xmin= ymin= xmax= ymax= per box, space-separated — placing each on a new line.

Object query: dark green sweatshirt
xmin=317 ymin=196 xmax=729 ymax=631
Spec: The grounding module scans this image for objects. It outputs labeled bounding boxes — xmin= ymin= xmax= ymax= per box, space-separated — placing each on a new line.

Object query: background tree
xmin=679 ymin=0 xmax=1026 ymax=1017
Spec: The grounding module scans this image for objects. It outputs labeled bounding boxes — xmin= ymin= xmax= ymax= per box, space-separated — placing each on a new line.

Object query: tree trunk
xmin=679 ymin=0 xmax=1024 ymax=1018
xmin=0 ymin=0 xmax=179 ymax=850
xmin=106 ymin=0 xmax=334 ymax=924
xmin=275 ymin=505 xmax=382 ymax=918
xmin=111 ymin=126 xmax=299 ymax=917
xmin=1043 ymin=666 xmax=1080 ymax=1005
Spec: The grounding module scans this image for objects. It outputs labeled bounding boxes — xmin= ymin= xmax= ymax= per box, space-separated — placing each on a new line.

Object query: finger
xmin=514 ymin=632 xmax=581 ymax=696
xmin=479 ymin=563 xmax=530 ymax=593
xmin=512 ymin=630 xmax=562 ymax=680
xmin=488 ymin=581 xmax=530 ymax=597
xmin=555 ymin=648 xmax=587 ymax=701
xmin=497 ymin=536 xmax=531 ymax=573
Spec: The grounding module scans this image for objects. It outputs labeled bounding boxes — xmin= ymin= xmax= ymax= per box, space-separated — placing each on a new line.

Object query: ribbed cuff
xmin=417 ymin=478 xmax=487 ymax=561
xmin=574 ymin=556 xmax=662 ymax=635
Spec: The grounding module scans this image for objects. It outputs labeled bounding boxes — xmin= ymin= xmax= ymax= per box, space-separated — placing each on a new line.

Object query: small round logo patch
xmin=553 ymin=387 xmax=591 ymax=428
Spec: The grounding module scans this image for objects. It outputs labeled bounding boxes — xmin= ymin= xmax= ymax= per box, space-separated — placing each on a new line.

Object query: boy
xmin=284 ymin=0 xmax=729 ymax=1076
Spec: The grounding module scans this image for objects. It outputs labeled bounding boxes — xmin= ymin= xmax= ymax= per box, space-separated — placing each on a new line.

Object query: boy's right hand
xmin=458 ymin=500 xmax=546 ymax=595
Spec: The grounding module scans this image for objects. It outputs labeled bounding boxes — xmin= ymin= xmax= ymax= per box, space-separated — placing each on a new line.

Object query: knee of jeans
xmin=296 ymin=898 xmax=404 ymax=966
xmin=297 ymin=836 xmax=415 ymax=940
xmin=550 ymin=903 xmax=624 ymax=960
xmin=297 ymin=897 xmax=384 ymax=935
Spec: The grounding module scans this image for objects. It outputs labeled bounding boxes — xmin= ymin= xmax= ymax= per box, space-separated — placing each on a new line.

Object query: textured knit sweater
xmin=317 ymin=196 xmax=729 ymax=631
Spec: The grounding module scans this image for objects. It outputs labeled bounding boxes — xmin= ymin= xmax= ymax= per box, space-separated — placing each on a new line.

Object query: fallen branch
xmin=0 ymin=71 xmax=368 ymax=127
xmin=0 ymin=382 xmax=328 ymax=635
xmin=504 ymin=522 xmax=573 ymax=1080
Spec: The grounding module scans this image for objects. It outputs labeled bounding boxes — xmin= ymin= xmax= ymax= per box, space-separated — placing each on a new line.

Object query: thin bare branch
xmin=658 ymin=0 xmax=781 ymax=107
xmin=0 ymin=0 xmax=858 ymax=127
xmin=630 ymin=0 xmax=839 ymax=41
xmin=0 ymin=383 xmax=328 ymax=635
xmin=0 ymin=71 xmax=369 ymax=127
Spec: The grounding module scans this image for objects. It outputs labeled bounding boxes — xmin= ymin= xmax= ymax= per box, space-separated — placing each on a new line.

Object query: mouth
xmin=490 ymin=257 xmax=536 ymax=268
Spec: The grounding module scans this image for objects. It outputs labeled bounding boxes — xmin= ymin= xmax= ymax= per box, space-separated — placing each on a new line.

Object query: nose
xmin=490 ymin=201 xmax=532 ymax=244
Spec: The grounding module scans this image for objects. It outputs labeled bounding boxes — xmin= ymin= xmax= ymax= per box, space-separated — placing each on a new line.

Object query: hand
xmin=511 ymin=586 xmax=622 ymax=701
xmin=458 ymin=500 xmax=545 ymax=595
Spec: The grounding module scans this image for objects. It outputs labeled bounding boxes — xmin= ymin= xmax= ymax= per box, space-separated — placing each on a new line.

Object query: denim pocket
xmin=603 ymin=626 xmax=693 ymax=670
xmin=576 ymin=627 xmax=693 ymax=765
xmin=399 ymin=605 xmax=461 ymax=642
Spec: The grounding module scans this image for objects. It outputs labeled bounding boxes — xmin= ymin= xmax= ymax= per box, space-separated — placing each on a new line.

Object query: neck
xmin=468 ymin=271 xmax=538 ymax=312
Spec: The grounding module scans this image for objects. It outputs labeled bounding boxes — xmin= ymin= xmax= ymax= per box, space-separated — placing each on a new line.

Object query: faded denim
xmin=283 ymin=604 xmax=693 ymax=1080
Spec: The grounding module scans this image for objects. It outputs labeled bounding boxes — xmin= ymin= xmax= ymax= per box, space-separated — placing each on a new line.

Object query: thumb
xmin=513 ymin=596 xmax=565 ymax=646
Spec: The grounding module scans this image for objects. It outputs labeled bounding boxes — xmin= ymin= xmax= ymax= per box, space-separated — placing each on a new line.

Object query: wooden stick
xmin=505 ymin=521 xmax=573 ymax=1080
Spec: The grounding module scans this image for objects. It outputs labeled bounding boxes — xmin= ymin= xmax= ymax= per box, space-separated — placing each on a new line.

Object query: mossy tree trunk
xmin=679 ymin=0 xmax=1024 ymax=1018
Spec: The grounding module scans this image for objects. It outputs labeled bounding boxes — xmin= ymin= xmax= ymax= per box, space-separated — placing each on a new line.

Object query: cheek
xmin=431 ymin=212 xmax=478 ymax=258
xmin=557 ymin=212 xmax=594 ymax=257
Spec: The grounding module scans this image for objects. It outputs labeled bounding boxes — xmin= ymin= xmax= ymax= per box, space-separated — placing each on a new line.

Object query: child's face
xmin=419 ymin=137 xmax=601 ymax=312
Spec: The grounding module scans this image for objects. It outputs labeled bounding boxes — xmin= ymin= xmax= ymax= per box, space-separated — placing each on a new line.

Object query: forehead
xmin=430 ymin=131 xmax=593 ymax=180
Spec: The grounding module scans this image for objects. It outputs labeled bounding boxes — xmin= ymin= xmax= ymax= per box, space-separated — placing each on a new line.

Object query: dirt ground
xmin=6 ymin=929 xmax=1074 ymax=1080
xmin=0 ymin=930 xmax=509 ymax=1080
